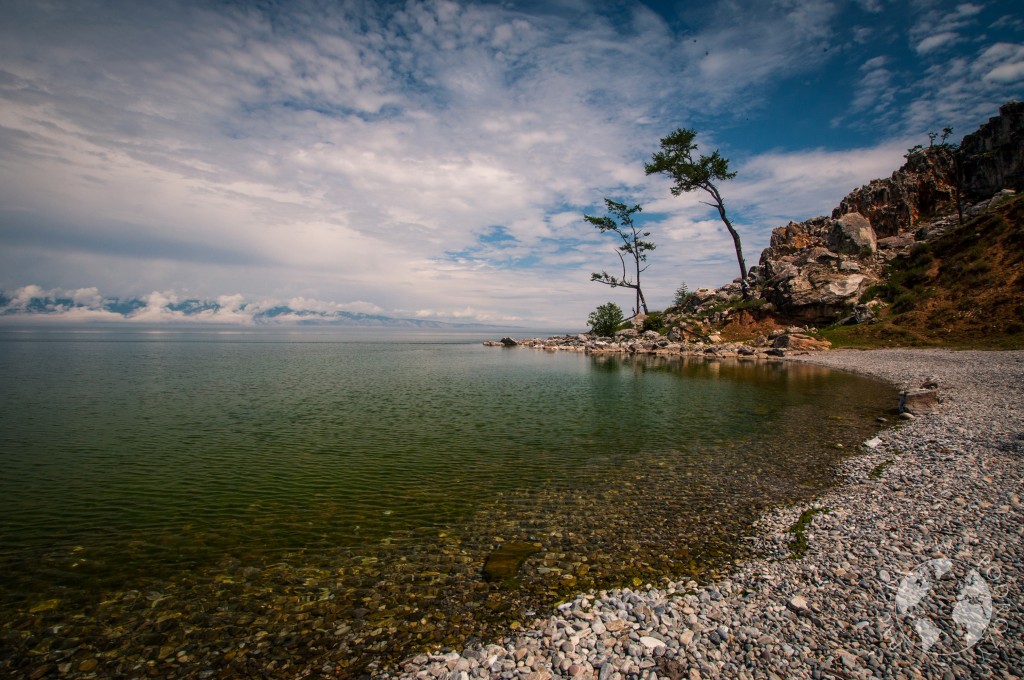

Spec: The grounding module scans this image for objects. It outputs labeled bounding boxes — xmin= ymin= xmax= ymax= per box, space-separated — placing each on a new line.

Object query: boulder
xmin=762 ymin=265 xmax=871 ymax=323
xmin=840 ymin=303 xmax=878 ymax=325
xmin=764 ymin=217 xmax=832 ymax=258
xmin=757 ymin=212 xmax=882 ymax=324
xmin=772 ymin=334 xmax=831 ymax=351
xmin=877 ymin=235 xmax=916 ymax=251
xmin=802 ymin=246 xmax=839 ymax=265
xmin=898 ymin=387 xmax=939 ymax=415
xmin=827 ymin=212 xmax=877 ymax=255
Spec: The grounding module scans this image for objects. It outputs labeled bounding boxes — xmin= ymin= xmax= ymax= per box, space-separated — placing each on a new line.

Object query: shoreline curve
xmin=388 ymin=349 xmax=1024 ymax=679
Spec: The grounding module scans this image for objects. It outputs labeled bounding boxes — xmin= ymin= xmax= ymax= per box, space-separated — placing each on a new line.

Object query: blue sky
xmin=1 ymin=0 xmax=1021 ymax=327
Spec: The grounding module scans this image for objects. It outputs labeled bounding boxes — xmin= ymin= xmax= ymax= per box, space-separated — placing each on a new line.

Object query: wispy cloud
xmin=0 ymin=0 xmax=1020 ymax=325
xmin=910 ymin=2 xmax=983 ymax=54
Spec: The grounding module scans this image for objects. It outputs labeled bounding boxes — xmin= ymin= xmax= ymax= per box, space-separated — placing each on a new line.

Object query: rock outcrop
xmin=757 ymin=214 xmax=881 ymax=323
xmin=960 ymin=100 xmax=1024 ymax=201
xmin=828 ymin=212 xmax=877 ymax=255
xmin=831 ymin=147 xmax=958 ymax=238
xmin=752 ymin=100 xmax=1023 ymax=325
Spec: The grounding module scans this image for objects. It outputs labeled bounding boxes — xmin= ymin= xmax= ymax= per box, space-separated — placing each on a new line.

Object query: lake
xmin=0 ymin=327 xmax=893 ymax=677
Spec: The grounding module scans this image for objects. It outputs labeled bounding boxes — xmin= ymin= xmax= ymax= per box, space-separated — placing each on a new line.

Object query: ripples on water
xmin=0 ymin=327 xmax=894 ymax=677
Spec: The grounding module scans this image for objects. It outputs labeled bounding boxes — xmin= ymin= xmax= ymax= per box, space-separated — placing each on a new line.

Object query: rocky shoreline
xmin=389 ymin=349 xmax=1024 ymax=679
xmin=483 ymin=327 xmax=831 ymax=358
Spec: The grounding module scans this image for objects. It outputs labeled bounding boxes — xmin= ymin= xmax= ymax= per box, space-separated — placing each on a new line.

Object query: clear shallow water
xmin=0 ymin=327 xmax=894 ymax=677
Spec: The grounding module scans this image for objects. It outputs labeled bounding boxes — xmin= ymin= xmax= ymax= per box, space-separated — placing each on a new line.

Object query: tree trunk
xmin=708 ymin=185 xmax=749 ymax=298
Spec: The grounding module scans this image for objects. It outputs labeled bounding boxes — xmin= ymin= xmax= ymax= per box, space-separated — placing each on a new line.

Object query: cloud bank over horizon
xmin=1 ymin=0 xmax=1021 ymax=325
xmin=0 ymin=284 xmax=512 ymax=328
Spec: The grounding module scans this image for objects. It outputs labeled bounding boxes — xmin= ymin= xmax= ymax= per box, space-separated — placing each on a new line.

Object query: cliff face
xmin=752 ymin=101 xmax=1023 ymax=325
xmin=831 ymin=149 xmax=958 ymax=238
xmin=960 ymin=101 xmax=1024 ymax=200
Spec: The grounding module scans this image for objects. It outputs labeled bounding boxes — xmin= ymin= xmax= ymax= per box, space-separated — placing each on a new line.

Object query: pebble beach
xmin=391 ymin=349 xmax=1024 ymax=679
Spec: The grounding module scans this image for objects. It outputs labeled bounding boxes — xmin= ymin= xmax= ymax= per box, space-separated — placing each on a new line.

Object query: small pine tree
xmin=673 ymin=282 xmax=693 ymax=309
xmin=587 ymin=302 xmax=624 ymax=337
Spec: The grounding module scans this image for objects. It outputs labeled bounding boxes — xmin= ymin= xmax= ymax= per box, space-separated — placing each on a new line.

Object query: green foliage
xmin=820 ymin=323 xmax=941 ymax=349
xmin=644 ymin=128 xmax=736 ymax=195
xmin=641 ymin=311 xmax=664 ymax=333
xmin=789 ymin=507 xmax=827 ymax=559
xmin=587 ymin=302 xmax=625 ymax=337
xmin=859 ymin=284 xmax=890 ymax=304
xmin=732 ymin=297 xmax=766 ymax=311
xmin=862 ymin=243 xmax=935 ymax=308
xmin=585 ymin=199 xmax=654 ymax=315
xmin=891 ymin=292 xmax=918 ymax=314
xmin=906 ymin=127 xmax=957 ymax=158
xmin=645 ymin=127 xmax=749 ymax=294
xmin=672 ymin=282 xmax=693 ymax=308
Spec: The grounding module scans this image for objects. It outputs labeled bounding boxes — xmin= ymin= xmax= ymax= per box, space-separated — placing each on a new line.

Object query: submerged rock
xmin=482 ymin=542 xmax=540 ymax=584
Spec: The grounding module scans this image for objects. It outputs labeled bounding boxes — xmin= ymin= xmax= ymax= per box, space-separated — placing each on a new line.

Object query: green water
xmin=0 ymin=327 xmax=894 ymax=677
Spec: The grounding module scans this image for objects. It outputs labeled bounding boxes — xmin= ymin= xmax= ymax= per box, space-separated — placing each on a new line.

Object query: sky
xmin=1 ymin=0 xmax=1021 ymax=328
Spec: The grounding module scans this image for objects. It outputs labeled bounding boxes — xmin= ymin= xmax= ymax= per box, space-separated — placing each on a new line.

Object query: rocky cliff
xmin=960 ymin=101 xmax=1024 ymax=200
xmin=751 ymin=100 xmax=1024 ymax=325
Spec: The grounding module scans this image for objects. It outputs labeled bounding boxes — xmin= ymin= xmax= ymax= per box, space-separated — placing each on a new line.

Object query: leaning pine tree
xmin=645 ymin=128 xmax=749 ymax=298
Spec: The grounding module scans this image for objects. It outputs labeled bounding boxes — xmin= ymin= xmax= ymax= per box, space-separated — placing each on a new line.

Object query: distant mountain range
xmin=0 ymin=287 xmax=500 ymax=328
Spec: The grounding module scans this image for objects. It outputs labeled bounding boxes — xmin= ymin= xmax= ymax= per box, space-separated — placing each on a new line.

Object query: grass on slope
xmin=821 ymin=193 xmax=1024 ymax=349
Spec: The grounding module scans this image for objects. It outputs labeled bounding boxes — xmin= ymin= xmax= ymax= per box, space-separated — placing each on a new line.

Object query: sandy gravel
xmin=392 ymin=349 xmax=1024 ymax=680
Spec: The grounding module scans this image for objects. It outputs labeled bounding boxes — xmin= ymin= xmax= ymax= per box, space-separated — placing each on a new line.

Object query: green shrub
xmin=734 ymin=297 xmax=766 ymax=310
xmin=587 ymin=302 xmax=625 ymax=337
xmin=892 ymin=292 xmax=918 ymax=314
xmin=642 ymin=311 xmax=664 ymax=332
xmin=859 ymin=284 xmax=893 ymax=304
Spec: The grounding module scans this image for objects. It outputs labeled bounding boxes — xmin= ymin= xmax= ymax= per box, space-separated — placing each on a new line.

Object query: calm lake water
xmin=0 ymin=327 xmax=894 ymax=677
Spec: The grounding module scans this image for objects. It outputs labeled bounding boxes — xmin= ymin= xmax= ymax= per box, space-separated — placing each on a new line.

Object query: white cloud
xmin=734 ymin=141 xmax=912 ymax=225
xmin=850 ymin=56 xmax=899 ymax=117
xmin=286 ymin=297 xmax=384 ymax=315
xmin=916 ymin=31 xmax=961 ymax=54
xmin=985 ymin=60 xmax=1024 ymax=82
xmin=978 ymin=42 xmax=1024 ymax=82
xmin=856 ymin=0 xmax=886 ymax=12
xmin=910 ymin=2 xmax=984 ymax=55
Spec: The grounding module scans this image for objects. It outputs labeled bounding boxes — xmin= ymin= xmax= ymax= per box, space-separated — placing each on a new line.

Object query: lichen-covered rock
xmin=766 ymin=217 xmax=832 ymax=257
